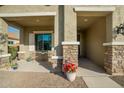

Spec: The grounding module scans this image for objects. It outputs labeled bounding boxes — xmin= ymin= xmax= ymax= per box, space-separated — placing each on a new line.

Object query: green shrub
xmin=11 ymin=63 xmax=18 ymax=69
xmin=8 ymin=46 xmax=18 ymax=61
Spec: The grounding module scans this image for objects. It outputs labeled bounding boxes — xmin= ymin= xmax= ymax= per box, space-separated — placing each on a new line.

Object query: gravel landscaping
xmin=0 ymin=71 xmax=87 ymax=88
xmin=110 ymin=76 xmax=124 ymax=87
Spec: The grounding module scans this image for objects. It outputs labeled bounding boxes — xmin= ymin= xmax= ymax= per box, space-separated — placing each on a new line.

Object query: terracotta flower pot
xmin=66 ymin=72 xmax=76 ymax=82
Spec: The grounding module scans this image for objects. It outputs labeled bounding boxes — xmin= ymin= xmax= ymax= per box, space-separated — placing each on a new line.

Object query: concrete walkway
xmin=77 ymin=58 xmax=122 ymax=88
xmin=1 ymin=60 xmax=51 ymax=73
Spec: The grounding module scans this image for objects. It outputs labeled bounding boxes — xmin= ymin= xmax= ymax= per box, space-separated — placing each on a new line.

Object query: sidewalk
xmin=77 ymin=58 xmax=122 ymax=88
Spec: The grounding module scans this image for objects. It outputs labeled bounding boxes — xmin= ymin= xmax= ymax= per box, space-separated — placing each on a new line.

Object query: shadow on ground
xmin=78 ymin=58 xmax=106 ymax=74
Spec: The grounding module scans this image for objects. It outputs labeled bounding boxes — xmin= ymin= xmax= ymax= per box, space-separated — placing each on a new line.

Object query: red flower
xmin=63 ymin=62 xmax=77 ymax=73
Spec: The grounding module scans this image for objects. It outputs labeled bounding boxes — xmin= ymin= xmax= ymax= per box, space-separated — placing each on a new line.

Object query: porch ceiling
xmin=3 ymin=16 xmax=54 ymax=27
xmin=77 ymin=12 xmax=110 ymax=31
xmin=77 ymin=16 xmax=103 ymax=31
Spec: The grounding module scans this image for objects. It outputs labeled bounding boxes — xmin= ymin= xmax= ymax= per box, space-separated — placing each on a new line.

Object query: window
xmin=8 ymin=41 xmax=14 ymax=45
xmin=8 ymin=41 xmax=11 ymax=44
xmin=35 ymin=33 xmax=52 ymax=51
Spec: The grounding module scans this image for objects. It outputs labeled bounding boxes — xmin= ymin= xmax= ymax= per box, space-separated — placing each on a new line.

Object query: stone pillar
xmin=62 ymin=6 xmax=79 ymax=65
xmin=62 ymin=43 xmax=79 ymax=65
xmin=18 ymin=51 xmax=26 ymax=60
xmin=104 ymin=46 xmax=113 ymax=74
xmin=104 ymin=6 xmax=124 ymax=75
xmin=104 ymin=45 xmax=124 ymax=75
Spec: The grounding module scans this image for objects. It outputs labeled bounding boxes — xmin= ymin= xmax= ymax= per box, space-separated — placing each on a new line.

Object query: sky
xmin=8 ymin=26 xmax=20 ymax=38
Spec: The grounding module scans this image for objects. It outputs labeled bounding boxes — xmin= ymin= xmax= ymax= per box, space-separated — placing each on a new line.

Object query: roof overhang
xmin=74 ymin=6 xmax=116 ymax=12
xmin=0 ymin=12 xmax=56 ymax=17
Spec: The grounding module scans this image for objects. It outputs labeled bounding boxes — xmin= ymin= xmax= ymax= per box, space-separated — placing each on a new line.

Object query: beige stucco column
xmin=19 ymin=28 xmax=24 ymax=51
xmin=54 ymin=15 xmax=59 ymax=56
xmin=54 ymin=6 xmax=64 ymax=58
xmin=62 ymin=6 xmax=80 ymax=65
xmin=18 ymin=28 xmax=26 ymax=59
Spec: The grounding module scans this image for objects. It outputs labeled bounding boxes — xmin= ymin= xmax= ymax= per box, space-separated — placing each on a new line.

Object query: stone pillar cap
xmin=62 ymin=41 xmax=80 ymax=45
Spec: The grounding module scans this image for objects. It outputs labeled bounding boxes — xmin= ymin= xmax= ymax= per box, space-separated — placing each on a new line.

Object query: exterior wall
xmin=85 ymin=17 xmax=106 ymax=67
xmin=104 ymin=6 xmax=124 ymax=75
xmin=0 ymin=5 xmax=58 ymax=13
xmin=106 ymin=13 xmax=112 ymax=42
xmin=23 ymin=26 xmax=53 ymax=51
xmin=64 ymin=6 xmax=77 ymax=41
xmin=20 ymin=26 xmax=54 ymax=59
xmin=112 ymin=6 xmax=124 ymax=42
xmin=0 ymin=18 xmax=8 ymax=54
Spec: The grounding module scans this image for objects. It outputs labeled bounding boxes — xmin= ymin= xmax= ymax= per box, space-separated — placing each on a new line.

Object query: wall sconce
xmin=113 ymin=23 xmax=124 ymax=35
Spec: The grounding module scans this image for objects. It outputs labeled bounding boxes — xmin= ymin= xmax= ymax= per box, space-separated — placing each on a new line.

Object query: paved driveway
xmin=0 ymin=71 xmax=87 ymax=88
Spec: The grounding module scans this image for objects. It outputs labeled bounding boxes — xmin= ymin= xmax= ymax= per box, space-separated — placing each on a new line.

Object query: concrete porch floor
xmin=16 ymin=60 xmax=50 ymax=72
xmin=77 ymin=58 xmax=122 ymax=88
xmin=8 ymin=60 xmax=51 ymax=73
xmin=77 ymin=58 xmax=107 ymax=76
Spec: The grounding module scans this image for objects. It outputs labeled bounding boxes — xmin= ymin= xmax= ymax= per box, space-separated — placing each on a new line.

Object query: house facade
xmin=8 ymin=32 xmax=19 ymax=47
xmin=0 ymin=5 xmax=124 ymax=75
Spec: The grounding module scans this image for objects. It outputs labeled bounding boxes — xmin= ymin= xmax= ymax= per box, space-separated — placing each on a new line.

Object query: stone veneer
xmin=0 ymin=57 xmax=9 ymax=69
xmin=104 ymin=46 xmax=124 ymax=75
xmin=18 ymin=52 xmax=26 ymax=60
xmin=63 ymin=45 xmax=78 ymax=65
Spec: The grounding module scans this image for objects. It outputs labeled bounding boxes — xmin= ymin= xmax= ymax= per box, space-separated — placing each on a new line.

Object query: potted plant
xmin=63 ymin=59 xmax=78 ymax=82
xmin=11 ymin=63 xmax=18 ymax=70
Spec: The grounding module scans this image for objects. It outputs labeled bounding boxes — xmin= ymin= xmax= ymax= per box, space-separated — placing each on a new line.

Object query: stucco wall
xmin=0 ymin=5 xmax=58 ymax=13
xmin=64 ymin=6 xmax=77 ymax=41
xmin=23 ymin=26 xmax=53 ymax=51
xmin=85 ymin=17 xmax=106 ymax=67
xmin=22 ymin=25 xmax=63 ymax=57
xmin=112 ymin=6 xmax=124 ymax=42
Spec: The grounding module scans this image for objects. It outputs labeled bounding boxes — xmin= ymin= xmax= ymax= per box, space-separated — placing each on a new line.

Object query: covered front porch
xmin=0 ymin=12 xmax=63 ymax=72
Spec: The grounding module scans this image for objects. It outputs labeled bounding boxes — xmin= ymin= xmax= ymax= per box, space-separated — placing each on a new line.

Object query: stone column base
xmin=0 ymin=57 xmax=10 ymax=69
xmin=62 ymin=42 xmax=79 ymax=65
xmin=18 ymin=51 xmax=26 ymax=60
xmin=104 ymin=46 xmax=124 ymax=75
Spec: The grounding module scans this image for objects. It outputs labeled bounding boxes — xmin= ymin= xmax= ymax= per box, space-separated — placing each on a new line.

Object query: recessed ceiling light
xmin=84 ymin=18 xmax=88 ymax=22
